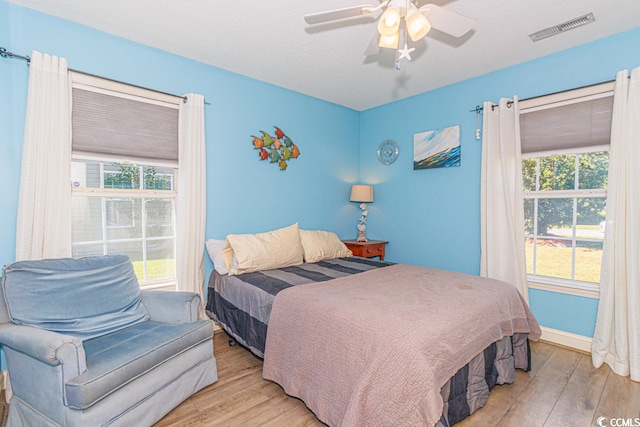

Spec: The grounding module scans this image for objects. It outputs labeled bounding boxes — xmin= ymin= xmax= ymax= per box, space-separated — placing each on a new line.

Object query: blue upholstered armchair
xmin=0 ymin=255 xmax=218 ymax=427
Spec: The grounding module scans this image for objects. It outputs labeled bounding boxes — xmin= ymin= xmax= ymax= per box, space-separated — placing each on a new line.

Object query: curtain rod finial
xmin=0 ymin=46 xmax=31 ymax=63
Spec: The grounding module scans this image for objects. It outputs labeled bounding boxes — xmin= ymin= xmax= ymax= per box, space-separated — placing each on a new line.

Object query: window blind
xmin=72 ymin=87 xmax=179 ymax=162
xmin=519 ymin=93 xmax=614 ymax=154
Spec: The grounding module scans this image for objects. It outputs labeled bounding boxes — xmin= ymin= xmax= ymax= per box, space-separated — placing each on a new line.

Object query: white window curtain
xmin=16 ymin=51 xmax=72 ymax=261
xmin=176 ymin=93 xmax=207 ymax=318
xmin=592 ymin=67 xmax=640 ymax=382
xmin=480 ymin=97 xmax=529 ymax=302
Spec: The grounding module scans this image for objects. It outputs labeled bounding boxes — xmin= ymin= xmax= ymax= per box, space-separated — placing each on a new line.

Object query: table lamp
xmin=349 ymin=184 xmax=374 ymax=242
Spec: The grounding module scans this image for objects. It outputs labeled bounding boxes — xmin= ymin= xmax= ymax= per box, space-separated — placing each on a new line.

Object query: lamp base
xmin=356 ymin=231 xmax=368 ymax=242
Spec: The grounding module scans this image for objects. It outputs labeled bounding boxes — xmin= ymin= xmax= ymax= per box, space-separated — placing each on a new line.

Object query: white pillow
xmin=205 ymin=239 xmax=233 ymax=275
xmin=299 ymin=229 xmax=352 ymax=263
xmin=224 ymin=223 xmax=304 ymax=275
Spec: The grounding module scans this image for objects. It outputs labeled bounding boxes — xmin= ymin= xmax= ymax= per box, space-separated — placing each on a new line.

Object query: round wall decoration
xmin=377 ymin=139 xmax=399 ymax=165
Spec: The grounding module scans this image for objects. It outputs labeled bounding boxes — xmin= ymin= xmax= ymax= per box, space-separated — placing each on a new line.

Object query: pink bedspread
xmin=262 ymin=264 xmax=540 ymax=427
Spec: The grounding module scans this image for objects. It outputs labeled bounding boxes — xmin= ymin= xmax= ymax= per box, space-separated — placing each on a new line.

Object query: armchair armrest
xmin=0 ymin=322 xmax=87 ymax=372
xmin=0 ymin=322 xmax=87 ymax=408
xmin=140 ymin=290 xmax=200 ymax=323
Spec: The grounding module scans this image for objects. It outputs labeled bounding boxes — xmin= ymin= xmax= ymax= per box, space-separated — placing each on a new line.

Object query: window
xmin=70 ymin=73 xmax=181 ymax=289
xmin=522 ymin=151 xmax=608 ymax=289
xmin=519 ymin=83 xmax=614 ymax=292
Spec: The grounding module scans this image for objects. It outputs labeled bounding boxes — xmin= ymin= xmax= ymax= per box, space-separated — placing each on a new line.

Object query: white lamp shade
xmin=378 ymin=32 xmax=399 ymax=49
xmin=350 ymin=184 xmax=374 ymax=203
xmin=406 ymin=9 xmax=432 ymax=41
xmin=377 ymin=6 xmax=400 ymax=36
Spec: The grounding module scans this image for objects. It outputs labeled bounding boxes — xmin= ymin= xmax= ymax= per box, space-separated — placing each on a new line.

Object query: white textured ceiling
xmin=7 ymin=0 xmax=640 ymax=111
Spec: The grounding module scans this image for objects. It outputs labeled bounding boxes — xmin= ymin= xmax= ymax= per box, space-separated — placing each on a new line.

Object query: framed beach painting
xmin=413 ymin=125 xmax=461 ymax=170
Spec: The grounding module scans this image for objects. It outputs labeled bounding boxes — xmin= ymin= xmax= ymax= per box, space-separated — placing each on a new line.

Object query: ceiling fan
xmin=304 ymin=1 xmax=476 ymax=61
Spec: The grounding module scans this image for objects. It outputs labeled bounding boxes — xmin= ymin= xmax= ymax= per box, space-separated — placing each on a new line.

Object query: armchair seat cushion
xmin=65 ymin=319 xmax=213 ymax=410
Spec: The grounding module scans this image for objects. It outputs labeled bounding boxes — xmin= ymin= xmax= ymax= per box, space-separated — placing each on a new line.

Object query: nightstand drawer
xmin=361 ymin=244 xmax=384 ymax=257
xmin=342 ymin=240 xmax=388 ymax=261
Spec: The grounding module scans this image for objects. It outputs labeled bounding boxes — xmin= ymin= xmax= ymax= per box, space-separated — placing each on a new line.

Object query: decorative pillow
xmin=299 ymin=229 xmax=353 ymax=263
xmin=205 ymin=239 xmax=231 ymax=275
xmin=2 ymin=254 xmax=149 ymax=341
xmin=224 ymin=223 xmax=304 ymax=275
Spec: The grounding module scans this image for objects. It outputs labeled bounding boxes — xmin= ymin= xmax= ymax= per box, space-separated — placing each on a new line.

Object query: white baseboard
xmin=539 ymin=326 xmax=592 ymax=353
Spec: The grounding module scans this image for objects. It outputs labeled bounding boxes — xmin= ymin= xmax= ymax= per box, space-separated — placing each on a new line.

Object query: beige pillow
xmin=220 ymin=245 xmax=239 ymax=274
xmin=299 ymin=229 xmax=352 ymax=263
xmin=224 ymin=223 xmax=304 ymax=275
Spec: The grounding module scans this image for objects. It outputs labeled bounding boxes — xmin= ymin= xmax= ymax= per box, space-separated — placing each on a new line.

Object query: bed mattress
xmin=205 ymin=256 xmax=394 ymax=357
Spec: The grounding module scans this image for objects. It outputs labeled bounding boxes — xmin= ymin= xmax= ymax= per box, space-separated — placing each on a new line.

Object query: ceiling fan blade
xmin=304 ymin=5 xmax=377 ymax=25
xmin=363 ymin=32 xmax=381 ymax=56
xmin=419 ymin=4 xmax=476 ymax=37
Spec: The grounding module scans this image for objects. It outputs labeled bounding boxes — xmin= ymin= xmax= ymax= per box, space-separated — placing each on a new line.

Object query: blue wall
xmin=0 ymin=1 xmax=361 ymax=281
xmin=360 ymin=27 xmax=640 ymax=337
xmin=3 ymin=0 xmax=639 ymax=340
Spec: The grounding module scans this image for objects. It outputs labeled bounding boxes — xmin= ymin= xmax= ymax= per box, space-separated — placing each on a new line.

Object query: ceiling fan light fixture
xmin=406 ymin=8 xmax=431 ymax=41
xmin=378 ymin=32 xmax=399 ymax=49
xmin=378 ymin=6 xmax=401 ymax=36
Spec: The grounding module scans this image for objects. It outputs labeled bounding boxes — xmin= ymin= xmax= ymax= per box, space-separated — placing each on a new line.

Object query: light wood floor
xmin=153 ymin=330 xmax=640 ymax=427
xmin=2 ymin=331 xmax=638 ymax=427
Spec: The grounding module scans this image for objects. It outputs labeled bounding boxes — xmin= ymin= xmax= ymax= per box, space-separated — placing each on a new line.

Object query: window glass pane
xmin=578 ymin=151 xmax=609 ymax=190
xmin=576 ymin=197 xmax=606 ymax=239
xmin=72 ymin=197 xmax=103 ymax=242
xmin=72 ymin=244 xmax=104 ymax=258
xmin=534 ymin=238 xmax=573 ymax=280
xmin=575 ymin=241 xmax=603 ymax=283
xmin=147 ymin=239 xmax=175 ymax=280
xmin=524 ymin=199 xmax=534 ymax=235
xmin=106 ymin=198 xmax=142 ymax=240
xmin=107 ymin=241 xmax=144 ymax=279
xmin=539 ymin=155 xmax=576 ymax=191
xmin=525 ymin=238 xmax=534 ymax=275
xmin=104 ymin=162 xmax=141 ymax=189
xmin=146 ymin=199 xmax=174 ymax=237
xmin=72 ymin=159 xmax=175 ymax=191
xmin=522 ymin=158 xmax=537 ymax=192
xmin=71 ymin=160 xmax=101 ymax=188
xmin=537 ymin=198 xmax=574 ymax=237
xmin=143 ymin=166 xmax=174 ymax=190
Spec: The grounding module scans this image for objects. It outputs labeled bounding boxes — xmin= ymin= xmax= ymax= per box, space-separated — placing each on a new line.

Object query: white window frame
xmin=520 ymin=82 xmax=614 ymax=299
xmin=70 ymin=72 xmax=182 ymax=290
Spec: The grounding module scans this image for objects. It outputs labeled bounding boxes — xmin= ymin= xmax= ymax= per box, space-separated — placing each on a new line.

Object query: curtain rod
xmin=70 ymin=69 xmax=201 ymax=105
xmin=470 ymin=101 xmax=513 ymax=114
xmin=469 ymin=78 xmax=617 ymax=114
xmin=0 ymin=46 xmax=210 ymax=105
xmin=0 ymin=47 xmax=31 ymax=63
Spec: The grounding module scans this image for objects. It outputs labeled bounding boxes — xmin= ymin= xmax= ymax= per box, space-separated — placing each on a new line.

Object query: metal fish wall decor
xmin=251 ymin=126 xmax=300 ymax=171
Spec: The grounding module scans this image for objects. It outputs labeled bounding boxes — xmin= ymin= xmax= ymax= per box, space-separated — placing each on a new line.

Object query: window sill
xmin=527 ymin=279 xmax=599 ymax=299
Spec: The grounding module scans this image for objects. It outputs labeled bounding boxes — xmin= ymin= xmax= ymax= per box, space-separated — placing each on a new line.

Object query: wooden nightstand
xmin=342 ymin=240 xmax=388 ymax=261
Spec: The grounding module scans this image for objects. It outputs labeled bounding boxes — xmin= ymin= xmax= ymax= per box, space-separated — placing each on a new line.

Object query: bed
xmin=206 ymin=256 xmax=393 ymax=358
xmin=204 ymin=225 xmax=540 ymax=426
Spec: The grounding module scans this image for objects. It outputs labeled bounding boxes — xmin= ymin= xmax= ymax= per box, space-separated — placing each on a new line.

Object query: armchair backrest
xmin=1 ymin=255 xmax=149 ymax=340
